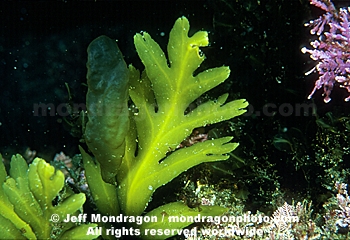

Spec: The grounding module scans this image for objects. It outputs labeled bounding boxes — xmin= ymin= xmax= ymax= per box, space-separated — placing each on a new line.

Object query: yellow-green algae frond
xmin=0 ymin=154 xmax=98 ymax=239
xmin=120 ymin=16 xmax=248 ymax=216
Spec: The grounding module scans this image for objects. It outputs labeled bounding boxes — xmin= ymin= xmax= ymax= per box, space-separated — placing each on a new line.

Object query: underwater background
xmin=2 ymin=0 xmax=350 ymax=239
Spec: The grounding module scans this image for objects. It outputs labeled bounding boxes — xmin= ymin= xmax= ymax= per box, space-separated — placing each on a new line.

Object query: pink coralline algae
xmin=302 ymin=0 xmax=350 ymax=103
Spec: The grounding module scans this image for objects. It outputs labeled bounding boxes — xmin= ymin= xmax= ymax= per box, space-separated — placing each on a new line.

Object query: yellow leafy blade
xmin=0 ymin=156 xmax=95 ymax=239
xmin=168 ymin=17 xmax=209 ymax=77
xmin=0 ymin=192 xmax=36 ymax=239
xmin=3 ymin=174 xmax=45 ymax=237
xmin=0 ymin=156 xmax=36 ymax=239
xmin=133 ymin=17 xmax=213 ymax=113
xmin=137 ymin=137 xmax=238 ymax=192
xmin=185 ymin=67 xmax=230 ymax=105
xmin=80 ymin=146 xmax=120 ymax=216
xmin=9 ymin=154 xmax=28 ymax=180
xmin=119 ymin=16 xmax=248 ymax=216
xmin=0 ymin=215 xmax=27 ymax=239
xmin=54 ymin=193 xmax=86 ymax=219
xmin=134 ymin=32 xmax=172 ymax=104
xmin=185 ymin=97 xmax=249 ymax=128
xmin=28 ymin=158 xmax=64 ymax=209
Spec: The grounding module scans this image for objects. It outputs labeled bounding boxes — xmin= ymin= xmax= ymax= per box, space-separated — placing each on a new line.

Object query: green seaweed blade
xmin=119 ymin=17 xmax=248 ymax=216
